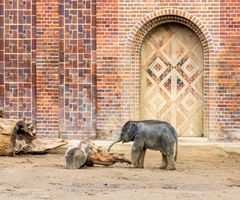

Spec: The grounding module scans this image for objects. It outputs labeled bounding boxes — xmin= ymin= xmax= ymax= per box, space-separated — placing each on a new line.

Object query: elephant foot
xmin=131 ymin=164 xmax=144 ymax=169
xmin=160 ymin=154 xmax=167 ymax=169
xmin=159 ymin=165 xmax=167 ymax=169
xmin=131 ymin=164 xmax=138 ymax=168
xmin=166 ymin=165 xmax=176 ymax=170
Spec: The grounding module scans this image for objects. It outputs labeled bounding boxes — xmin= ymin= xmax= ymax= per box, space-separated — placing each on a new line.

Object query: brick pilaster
xmin=36 ymin=1 xmax=60 ymax=137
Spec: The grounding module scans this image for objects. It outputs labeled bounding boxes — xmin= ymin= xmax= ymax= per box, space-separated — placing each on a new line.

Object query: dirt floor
xmin=0 ymin=144 xmax=240 ymax=200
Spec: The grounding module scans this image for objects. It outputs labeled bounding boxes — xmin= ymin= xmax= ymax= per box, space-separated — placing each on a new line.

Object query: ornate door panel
xmin=141 ymin=23 xmax=204 ymax=136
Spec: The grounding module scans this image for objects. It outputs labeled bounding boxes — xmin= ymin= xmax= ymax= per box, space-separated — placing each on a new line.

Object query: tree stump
xmin=65 ymin=140 xmax=131 ymax=169
xmin=0 ymin=118 xmax=35 ymax=156
xmin=0 ymin=109 xmax=6 ymax=118
xmin=0 ymin=117 xmax=67 ymax=156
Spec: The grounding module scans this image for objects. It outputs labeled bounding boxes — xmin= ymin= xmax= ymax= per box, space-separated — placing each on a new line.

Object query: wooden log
xmin=0 ymin=110 xmax=67 ymax=155
xmin=28 ymin=138 xmax=68 ymax=154
xmin=0 ymin=109 xmax=6 ymax=118
xmin=0 ymin=116 xmax=67 ymax=156
xmin=65 ymin=141 xmax=92 ymax=169
xmin=65 ymin=140 xmax=131 ymax=169
xmin=65 ymin=148 xmax=88 ymax=169
xmin=0 ymin=118 xmax=33 ymax=156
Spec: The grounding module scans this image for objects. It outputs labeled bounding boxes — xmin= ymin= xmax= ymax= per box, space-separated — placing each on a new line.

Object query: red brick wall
xmin=0 ymin=1 xmax=4 ymax=109
xmin=36 ymin=0 xmax=60 ymax=137
xmin=96 ymin=0 xmax=122 ymax=137
xmin=96 ymin=0 xmax=239 ymax=140
xmin=58 ymin=0 xmax=96 ymax=139
xmin=35 ymin=0 xmax=96 ymax=138
xmin=1 ymin=0 xmax=96 ymax=139
xmin=0 ymin=0 xmax=36 ymax=121
xmin=0 ymin=0 xmax=239 ymax=140
xmin=212 ymin=0 xmax=240 ymax=139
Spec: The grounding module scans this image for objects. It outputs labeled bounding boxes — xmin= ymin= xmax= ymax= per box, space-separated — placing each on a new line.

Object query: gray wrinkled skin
xmin=108 ymin=120 xmax=178 ymax=170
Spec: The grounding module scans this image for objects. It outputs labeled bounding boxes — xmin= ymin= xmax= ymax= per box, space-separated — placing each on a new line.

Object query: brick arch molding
xmin=127 ymin=8 xmax=213 ymax=57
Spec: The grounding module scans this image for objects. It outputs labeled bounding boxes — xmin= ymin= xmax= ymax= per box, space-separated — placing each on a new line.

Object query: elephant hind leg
xmin=160 ymin=153 xmax=167 ymax=169
xmin=166 ymin=147 xmax=176 ymax=170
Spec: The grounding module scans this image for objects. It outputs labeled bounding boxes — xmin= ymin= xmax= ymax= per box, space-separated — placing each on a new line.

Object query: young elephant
xmin=108 ymin=120 xmax=178 ymax=170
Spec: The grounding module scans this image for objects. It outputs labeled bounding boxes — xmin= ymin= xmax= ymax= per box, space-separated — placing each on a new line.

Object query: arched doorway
xmin=140 ymin=23 xmax=204 ymax=136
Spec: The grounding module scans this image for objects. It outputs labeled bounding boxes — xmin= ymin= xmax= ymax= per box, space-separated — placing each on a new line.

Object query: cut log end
xmin=65 ymin=148 xmax=87 ymax=169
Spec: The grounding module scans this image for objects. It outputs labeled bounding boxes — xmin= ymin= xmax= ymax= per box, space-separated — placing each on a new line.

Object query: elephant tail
xmin=174 ymin=134 xmax=178 ymax=161
xmin=169 ymin=125 xmax=178 ymax=161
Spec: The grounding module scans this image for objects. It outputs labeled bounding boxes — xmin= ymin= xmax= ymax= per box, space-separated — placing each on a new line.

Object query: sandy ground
xmin=0 ymin=144 xmax=240 ymax=200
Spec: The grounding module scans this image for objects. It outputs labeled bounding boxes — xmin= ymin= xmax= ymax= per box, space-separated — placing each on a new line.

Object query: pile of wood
xmin=0 ymin=109 xmax=67 ymax=156
xmin=0 ymin=109 xmax=130 ymax=169
xmin=65 ymin=140 xmax=131 ymax=169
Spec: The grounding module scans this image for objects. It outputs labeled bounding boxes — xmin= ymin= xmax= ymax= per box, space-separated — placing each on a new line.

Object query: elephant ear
xmin=122 ymin=121 xmax=131 ymax=131
xmin=127 ymin=123 xmax=138 ymax=141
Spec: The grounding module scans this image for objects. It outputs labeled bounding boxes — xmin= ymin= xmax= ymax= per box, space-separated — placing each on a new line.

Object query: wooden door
xmin=141 ymin=23 xmax=204 ymax=136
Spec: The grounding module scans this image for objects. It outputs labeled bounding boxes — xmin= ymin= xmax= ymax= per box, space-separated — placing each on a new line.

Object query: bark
xmin=27 ymin=138 xmax=68 ymax=154
xmin=65 ymin=140 xmax=131 ymax=169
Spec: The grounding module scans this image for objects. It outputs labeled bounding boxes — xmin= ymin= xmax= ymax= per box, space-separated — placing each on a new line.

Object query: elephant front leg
xmin=166 ymin=146 xmax=176 ymax=170
xmin=131 ymin=139 xmax=144 ymax=168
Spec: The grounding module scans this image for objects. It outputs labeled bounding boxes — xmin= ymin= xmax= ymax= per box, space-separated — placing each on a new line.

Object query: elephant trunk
xmin=107 ymin=137 xmax=122 ymax=151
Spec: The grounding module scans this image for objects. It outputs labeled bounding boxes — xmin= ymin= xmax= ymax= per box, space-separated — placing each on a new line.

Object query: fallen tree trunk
xmin=65 ymin=140 xmax=131 ymax=169
xmin=0 ymin=118 xmax=35 ymax=156
xmin=0 ymin=118 xmax=67 ymax=156
xmin=27 ymin=138 xmax=67 ymax=154
xmin=0 ymin=109 xmax=6 ymax=118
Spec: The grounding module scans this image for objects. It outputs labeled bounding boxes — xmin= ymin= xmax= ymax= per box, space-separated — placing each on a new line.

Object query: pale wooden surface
xmin=0 ymin=119 xmax=23 ymax=155
xmin=141 ymin=23 xmax=204 ymax=136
